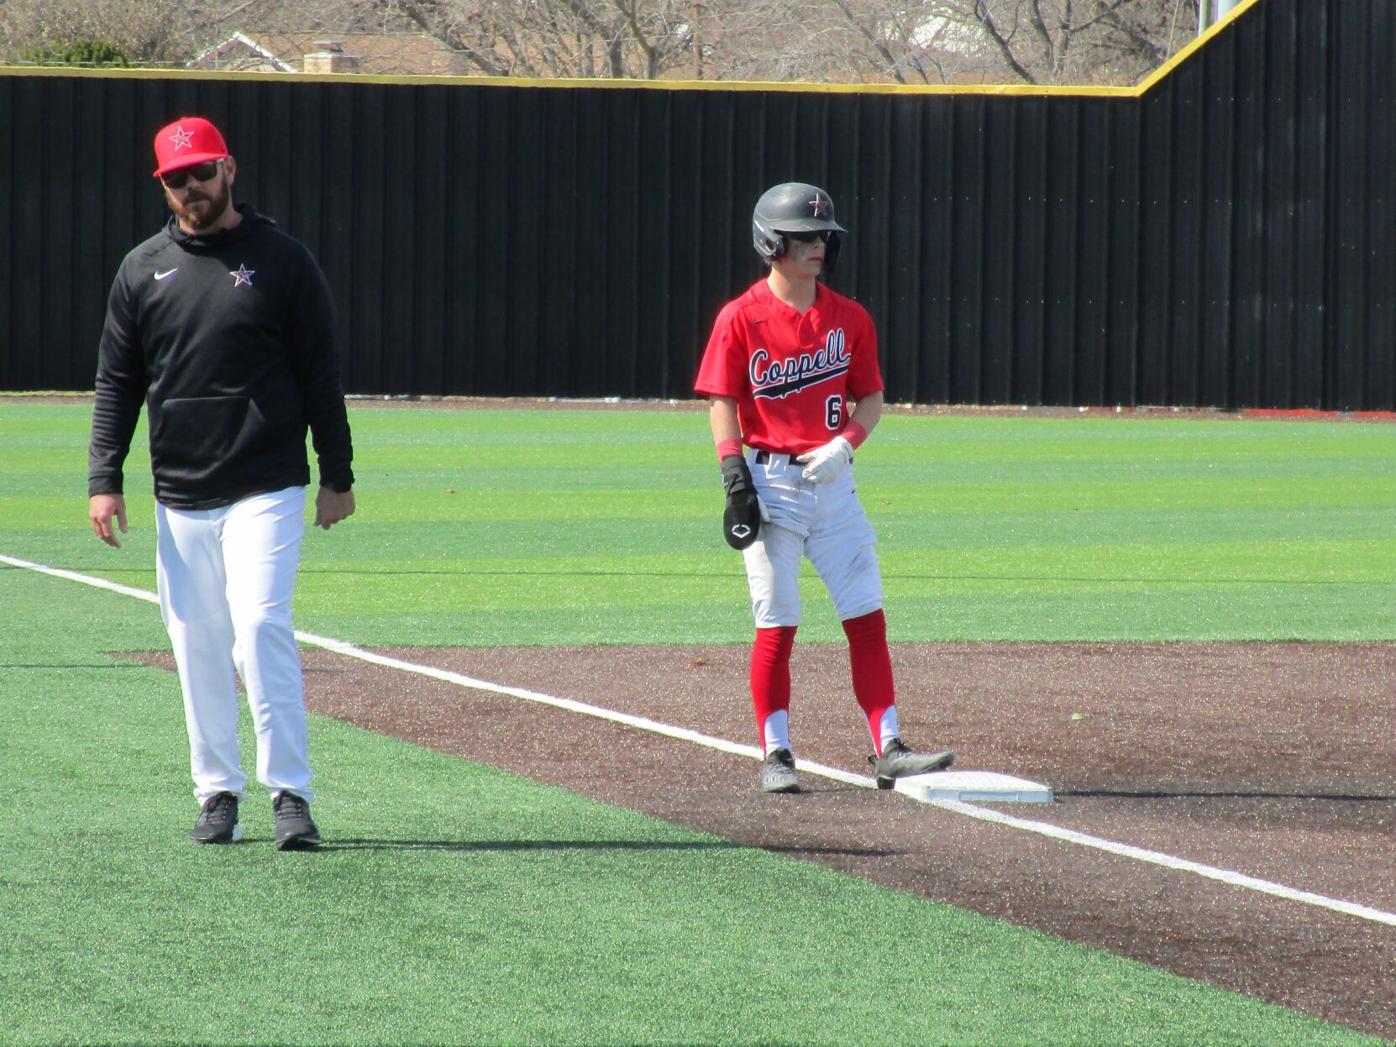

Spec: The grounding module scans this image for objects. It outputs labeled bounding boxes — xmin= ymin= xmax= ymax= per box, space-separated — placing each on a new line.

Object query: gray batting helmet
xmin=752 ymin=182 xmax=846 ymax=271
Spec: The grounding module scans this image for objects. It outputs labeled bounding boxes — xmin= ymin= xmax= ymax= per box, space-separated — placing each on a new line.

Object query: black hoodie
xmin=88 ymin=205 xmax=354 ymax=509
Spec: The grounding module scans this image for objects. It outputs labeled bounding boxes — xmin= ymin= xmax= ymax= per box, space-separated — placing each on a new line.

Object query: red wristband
xmin=716 ymin=438 xmax=743 ymax=461
xmin=842 ymin=420 xmax=869 ymax=449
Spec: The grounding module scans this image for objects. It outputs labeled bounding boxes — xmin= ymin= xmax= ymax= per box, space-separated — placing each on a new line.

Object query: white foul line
xmin=2 ymin=552 xmax=163 ymax=604
xmin=6 ymin=551 xmax=1393 ymax=928
xmin=930 ymin=799 xmax=1396 ymax=927
xmin=0 ymin=552 xmax=872 ymax=795
xmin=299 ymin=628 xmax=868 ymax=790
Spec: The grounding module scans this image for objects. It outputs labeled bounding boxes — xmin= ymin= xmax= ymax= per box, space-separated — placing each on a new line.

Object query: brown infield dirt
xmin=124 ymin=640 xmax=1396 ymax=1040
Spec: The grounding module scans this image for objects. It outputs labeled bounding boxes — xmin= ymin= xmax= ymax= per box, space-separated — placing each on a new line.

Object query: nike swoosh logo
xmin=154 ymin=268 xmax=178 ymax=281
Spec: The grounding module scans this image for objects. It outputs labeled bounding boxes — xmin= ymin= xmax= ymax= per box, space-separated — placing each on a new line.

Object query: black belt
xmin=753 ymin=449 xmax=803 ymax=463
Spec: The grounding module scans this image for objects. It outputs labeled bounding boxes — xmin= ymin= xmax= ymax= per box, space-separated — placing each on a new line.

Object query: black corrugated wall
xmin=1 ymin=0 xmax=1392 ymax=408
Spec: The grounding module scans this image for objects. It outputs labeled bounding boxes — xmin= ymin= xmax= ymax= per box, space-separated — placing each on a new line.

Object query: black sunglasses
xmin=785 ymin=230 xmax=831 ymax=243
xmin=160 ymin=160 xmax=222 ymax=189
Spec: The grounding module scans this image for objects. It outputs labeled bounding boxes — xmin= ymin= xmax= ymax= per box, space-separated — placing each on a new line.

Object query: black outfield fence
xmin=1 ymin=0 xmax=1392 ymax=409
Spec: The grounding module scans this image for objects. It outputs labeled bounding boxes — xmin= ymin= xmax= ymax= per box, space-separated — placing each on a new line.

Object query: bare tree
xmin=354 ymin=0 xmax=701 ymax=78
xmin=557 ymin=0 xmax=1200 ymax=86
xmin=902 ymin=0 xmax=1202 ymax=84
xmin=690 ymin=0 xmax=1200 ymax=85
xmin=0 ymin=0 xmax=1201 ymax=83
xmin=0 ymin=0 xmax=270 ymax=64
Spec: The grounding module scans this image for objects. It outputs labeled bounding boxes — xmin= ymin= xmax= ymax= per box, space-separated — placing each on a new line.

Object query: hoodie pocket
xmin=150 ymin=395 xmax=268 ymax=479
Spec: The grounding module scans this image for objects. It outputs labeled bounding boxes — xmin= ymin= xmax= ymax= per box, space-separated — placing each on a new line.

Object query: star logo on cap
xmin=809 ymin=193 xmax=828 ymax=217
xmin=168 ymin=125 xmax=195 ymax=151
xmin=229 ymin=264 xmax=255 ymax=288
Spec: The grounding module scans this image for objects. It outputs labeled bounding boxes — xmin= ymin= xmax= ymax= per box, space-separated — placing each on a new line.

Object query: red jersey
xmin=694 ymin=279 xmax=883 ymax=454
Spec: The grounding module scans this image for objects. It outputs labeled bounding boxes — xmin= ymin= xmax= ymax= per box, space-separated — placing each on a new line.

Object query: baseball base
xmin=893 ymin=770 xmax=1054 ymax=804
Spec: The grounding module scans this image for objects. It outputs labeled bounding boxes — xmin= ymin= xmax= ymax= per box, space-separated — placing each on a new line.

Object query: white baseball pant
xmin=741 ymin=450 xmax=883 ymax=628
xmin=154 ymin=486 xmax=313 ymax=804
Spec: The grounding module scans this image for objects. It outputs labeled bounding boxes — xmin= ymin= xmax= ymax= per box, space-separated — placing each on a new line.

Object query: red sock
xmin=750 ymin=626 xmax=797 ymax=750
xmin=842 ymin=609 xmax=895 ymax=755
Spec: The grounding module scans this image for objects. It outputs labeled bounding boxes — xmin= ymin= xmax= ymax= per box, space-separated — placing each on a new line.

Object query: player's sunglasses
xmin=159 ymin=160 xmax=223 ymax=189
xmin=786 ymin=230 xmax=831 ymax=243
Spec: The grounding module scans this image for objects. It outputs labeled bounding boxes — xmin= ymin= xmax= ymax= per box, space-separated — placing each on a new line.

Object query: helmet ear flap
xmin=753 ymin=220 xmax=787 ymax=260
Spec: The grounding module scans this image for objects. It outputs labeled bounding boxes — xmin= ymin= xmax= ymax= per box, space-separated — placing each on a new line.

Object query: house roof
xmin=187 ymin=31 xmax=469 ymax=76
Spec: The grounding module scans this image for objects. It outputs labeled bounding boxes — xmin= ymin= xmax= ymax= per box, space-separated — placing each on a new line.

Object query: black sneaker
xmin=760 ymin=748 xmax=801 ymax=793
xmin=870 ymin=738 xmax=954 ymax=790
xmin=190 ymin=791 xmax=242 ymax=844
xmin=272 ymin=791 xmax=322 ymax=850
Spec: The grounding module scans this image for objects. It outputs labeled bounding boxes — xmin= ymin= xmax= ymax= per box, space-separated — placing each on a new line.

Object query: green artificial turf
xmin=1 ymin=569 xmax=1383 ymax=1047
xmin=5 ymin=400 xmax=1395 ymax=644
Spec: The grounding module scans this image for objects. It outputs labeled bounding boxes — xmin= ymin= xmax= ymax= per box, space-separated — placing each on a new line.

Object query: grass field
xmin=2 ymin=399 xmax=1393 ymax=1045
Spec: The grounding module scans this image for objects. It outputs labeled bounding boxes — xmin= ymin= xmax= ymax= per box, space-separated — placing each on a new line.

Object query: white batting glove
xmin=797 ymin=435 xmax=854 ymax=484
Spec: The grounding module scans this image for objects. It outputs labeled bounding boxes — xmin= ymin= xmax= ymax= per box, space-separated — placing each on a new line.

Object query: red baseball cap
xmin=152 ymin=116 xmax=229 ymax=177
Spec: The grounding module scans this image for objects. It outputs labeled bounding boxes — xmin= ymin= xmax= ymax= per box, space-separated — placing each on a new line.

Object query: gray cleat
xmin=272 ymin=790 xmax=322 ymax=850
xmin=190 ymin=791 xmax=243 ymax=844
xmin=870 ymin=738 xmax=954 ymax=790
xmin=760 ymin=748 xmax=801 ymax=793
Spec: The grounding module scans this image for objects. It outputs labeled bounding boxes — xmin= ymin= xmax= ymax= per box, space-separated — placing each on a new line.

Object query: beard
xmin=169 ymin=175 xmax=232 ymax=231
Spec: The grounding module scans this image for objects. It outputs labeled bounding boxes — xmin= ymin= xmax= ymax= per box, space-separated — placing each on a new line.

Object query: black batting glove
xmin=720 ymin=454 xmax=761 ymax=550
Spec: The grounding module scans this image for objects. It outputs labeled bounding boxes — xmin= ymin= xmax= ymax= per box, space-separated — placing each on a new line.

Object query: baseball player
xmin=87 ymin=116 xmax=355 ymax=848
xmin=694 ymin=182 xmax=954 ymax=793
